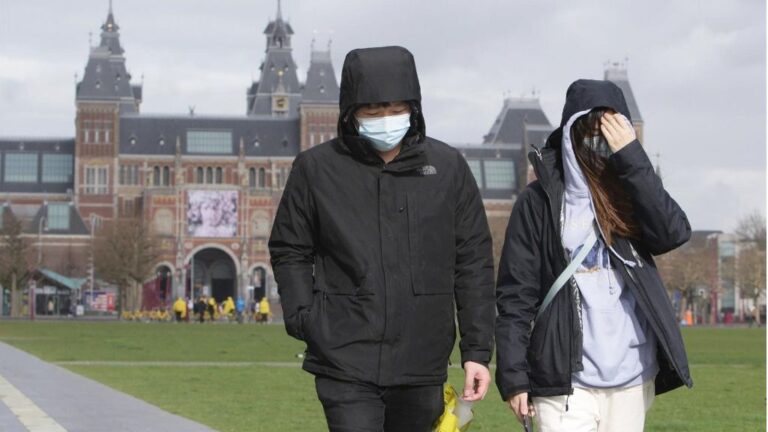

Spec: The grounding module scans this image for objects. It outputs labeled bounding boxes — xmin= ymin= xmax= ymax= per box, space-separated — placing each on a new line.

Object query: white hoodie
xmin=560 ymin=109 xmax=658 ymax=388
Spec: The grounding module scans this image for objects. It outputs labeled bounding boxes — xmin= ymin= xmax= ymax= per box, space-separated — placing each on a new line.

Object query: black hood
xmin=544 ymin=79 xmax=632 ymax=149
xmin=559 ymin=79 xmax=632 ymax=126
xmin=337 ymin=46 xmax=426 ymax=143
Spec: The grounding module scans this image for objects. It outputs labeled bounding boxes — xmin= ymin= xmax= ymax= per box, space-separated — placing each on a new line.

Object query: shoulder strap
xmin=534 ymin=226 xmax=598 ymax=325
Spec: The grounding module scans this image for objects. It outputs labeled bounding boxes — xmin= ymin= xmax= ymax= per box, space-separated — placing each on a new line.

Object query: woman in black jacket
xmin=495 ymin=79 xmax=693 ymax=431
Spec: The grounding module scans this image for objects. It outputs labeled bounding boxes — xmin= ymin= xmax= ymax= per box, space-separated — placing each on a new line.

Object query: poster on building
xmin=187 ymin=190 xmax=238 ymax=237
xmin=89 ymin=292 xmax=116 ymax=312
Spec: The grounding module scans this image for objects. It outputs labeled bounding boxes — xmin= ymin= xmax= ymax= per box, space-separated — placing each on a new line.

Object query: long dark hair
xmin=570 ymin=109 xmax=640 ymax=245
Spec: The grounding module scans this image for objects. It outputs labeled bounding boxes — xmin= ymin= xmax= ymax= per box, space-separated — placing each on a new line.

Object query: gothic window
xmin=258 ymin=167 xmax=266 ymax=189
xmin=162 ymin=166 xmax=170 ymax=186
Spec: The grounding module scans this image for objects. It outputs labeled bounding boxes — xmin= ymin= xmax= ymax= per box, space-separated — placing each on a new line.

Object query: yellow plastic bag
xmin=433 ymin=385 xmax=474 ymax=432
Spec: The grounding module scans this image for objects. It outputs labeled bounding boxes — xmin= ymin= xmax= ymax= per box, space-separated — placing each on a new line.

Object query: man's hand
xmin=507 ymin=392 xmax=535 ymax=423
xmin=600 ymin=112 xmax=636 ymax=153
xmin=462 ymin=361 xmax=490 ymax=401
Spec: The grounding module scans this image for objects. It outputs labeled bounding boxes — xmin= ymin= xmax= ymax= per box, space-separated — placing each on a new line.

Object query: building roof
xmin=0 ymin=138 xmax=75 ymax=194
xmin=248 ymin=50 xmax=302 ymax=116
xmin=38 ymin=268 xmax=88 ymax=291
xmin=1 ymin=201 xmax=88 ymax=236
xmin=301 ymin=49 xmax=340 ymax=104
xmin=30 ymin=202 xmax=90 ymax=236
xmin=247 ymin=2 xmax=302 ymax=116
xmin=453 ymin=143 xmax=522 ymax=200
xmin=604 ymin=63 xmax=643 ymax=122
xmin=483 ymin=97 xmax=552 ymax=145
xmin=76 ymin=6 xmax=140 ymax=112
xmin=119 ymin=114 xmax=300 ymax=157
xmin=263 ymin=0 xmax=294 ymax=45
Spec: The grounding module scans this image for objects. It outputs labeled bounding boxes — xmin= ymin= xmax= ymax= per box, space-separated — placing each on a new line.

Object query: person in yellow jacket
xmin=173 ymin=297 xmax=186 ymax=322
xmin=258 ymin=297 xmax=271 ymax=324
xmin=223 ymin=296 xmax=235 ymax=320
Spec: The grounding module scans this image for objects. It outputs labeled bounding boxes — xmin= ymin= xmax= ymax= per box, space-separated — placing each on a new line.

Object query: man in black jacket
xmin=269 ymin=46 xmax=495 ymax=431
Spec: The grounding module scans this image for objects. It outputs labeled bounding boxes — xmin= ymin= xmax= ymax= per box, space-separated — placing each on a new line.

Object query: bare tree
xmin=93 ymin=216 xmax=160 ymax=314
xmin=735 ymin=210 xmax=766 ymax=251
xmin=656 ymin=243 xmax=712 ymax=322
xmin=733 ymin=212 xmax=767 ymax=325
xmin=736 ymin=247 xmax=765 ymax=325
xmin=0 ymin=211 xmax=30 ymax=317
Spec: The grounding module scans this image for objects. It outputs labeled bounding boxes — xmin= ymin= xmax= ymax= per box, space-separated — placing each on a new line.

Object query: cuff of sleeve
xmin=461 ymin=350 xmax=492 ymax=368
xmin=609 ymin=139 xmax=651 ymax=172
xmin=497 ymin=373 xmax=531 ymax=401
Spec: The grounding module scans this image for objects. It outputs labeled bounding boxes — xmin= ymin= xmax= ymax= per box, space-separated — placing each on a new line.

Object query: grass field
xmin=0 ymin=322 xmax=764 ymax=431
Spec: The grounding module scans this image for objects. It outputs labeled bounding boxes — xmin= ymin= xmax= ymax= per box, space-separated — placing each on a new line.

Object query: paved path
xmin=0 ymin=342 xmax=216 ymax=432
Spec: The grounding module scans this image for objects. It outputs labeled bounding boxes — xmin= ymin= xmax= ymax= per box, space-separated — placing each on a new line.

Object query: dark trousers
xmin=314 ymin=375 xmax=444 ymax=432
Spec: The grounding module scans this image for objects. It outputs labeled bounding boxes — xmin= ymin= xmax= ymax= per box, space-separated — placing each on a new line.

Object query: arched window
xmin=153 ymin=166 xmax=160 ymax=186
xmin=196 ymin=167 xmax=204 ymax=183
xmin=215 ymin=167 xmax=223 ymax=184
xmin=249 ymin=168 xmax=256 ymax=188
xmin=258 ymin=167 xmax=266 ymax=189
xmin=162 ymin=166 xmax=170 ymax=186
xmin=206 ymin=167 xmax=213 ymax=184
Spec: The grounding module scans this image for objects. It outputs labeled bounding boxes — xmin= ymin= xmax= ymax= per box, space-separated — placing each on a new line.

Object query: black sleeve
xmin=453 ymin=153 xmax=496 ymax=367
xmin=268 ymin=153 xmax=315 ymax=341
xmin=494 ymin=187 xmax=543 ymax=400
xmin=609 ymin=140 xmax=691 ymax=255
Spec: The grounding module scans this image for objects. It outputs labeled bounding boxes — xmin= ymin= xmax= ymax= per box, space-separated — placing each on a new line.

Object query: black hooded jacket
xmin=269 ymin=46 xmax=495 ymax=386
xmin=495 ymin=79 xmax=693 ymax=399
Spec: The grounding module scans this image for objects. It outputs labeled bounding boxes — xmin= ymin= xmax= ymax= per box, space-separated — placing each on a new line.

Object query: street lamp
xmin=37 ymin=215 xmax=47 ymax=265
xmin=89 ymin=214 xmax=98 ymax=310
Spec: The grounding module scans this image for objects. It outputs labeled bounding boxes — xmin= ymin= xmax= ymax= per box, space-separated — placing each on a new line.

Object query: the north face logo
xmin=418 ymin=165 xmax=437 ymax=176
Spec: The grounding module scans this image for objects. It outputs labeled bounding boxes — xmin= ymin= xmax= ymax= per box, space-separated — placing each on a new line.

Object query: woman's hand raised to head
xmin=600 ymin=112 xmax=637 ymax=153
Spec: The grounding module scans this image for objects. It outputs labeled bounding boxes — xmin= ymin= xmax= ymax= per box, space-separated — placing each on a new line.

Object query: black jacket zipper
xmin=530 ymin=147 xmax=578 ymax=398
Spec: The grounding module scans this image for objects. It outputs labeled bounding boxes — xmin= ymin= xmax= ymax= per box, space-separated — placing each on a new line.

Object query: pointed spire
xmin=277 ymin=0 xmax=283 ymax=20
xmin=102 ymin=0 xmax=119 ymax=33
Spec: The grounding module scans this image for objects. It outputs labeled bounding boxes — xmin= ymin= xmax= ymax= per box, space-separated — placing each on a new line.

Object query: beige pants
xmin=533 ymin=380 xmax=655 ymax=432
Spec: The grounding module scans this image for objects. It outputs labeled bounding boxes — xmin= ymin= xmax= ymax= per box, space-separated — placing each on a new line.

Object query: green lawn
xmin=0 ymin=322 xmax=764 ymax=431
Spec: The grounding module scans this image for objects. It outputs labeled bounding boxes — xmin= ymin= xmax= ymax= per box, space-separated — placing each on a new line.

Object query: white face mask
xmin=356 ymin=113 xmax=411 ymax=151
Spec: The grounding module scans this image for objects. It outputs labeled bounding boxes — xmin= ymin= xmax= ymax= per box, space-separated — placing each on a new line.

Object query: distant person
xmin=252 ymin=299 xmax=260 ymax=323
xmin=236 ymin=297 xmax=245 ymax=324
xmin=269 ymin=46 xmax=495 ymax=431
xmin=207 ymin=297 xmax=217 ymax=322
xmin=47 ymin=299 xmax=54 ymax=316
xmin=195 ymin=296 xmax=207 ymax=323
xmin=173 ymin=297 xmax=186 ymax=322
xmin=258 ymin=297 xmax=270 ymax=324
xmin=495 ymin=79 xmax=693 ymax=431
xmin=186 ymin=297 xmax=193 ymax=322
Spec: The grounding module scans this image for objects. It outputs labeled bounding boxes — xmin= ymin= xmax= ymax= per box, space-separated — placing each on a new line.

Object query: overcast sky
xmin=0 ymin=0 xmax=765 ymax=232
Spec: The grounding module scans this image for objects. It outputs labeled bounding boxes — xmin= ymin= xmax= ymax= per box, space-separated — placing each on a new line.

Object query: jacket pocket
xmin=407 ymin=191 xmax=455 ymax=295
xmin=320 ymin=254 xmax=369 ymax=295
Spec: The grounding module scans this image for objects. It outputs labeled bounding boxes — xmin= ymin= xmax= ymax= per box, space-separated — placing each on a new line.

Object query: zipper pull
xmin=630 ymin=243 xmax=644 ymax=268
xmin=532 ymin=145 xmax=543 ymax=160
